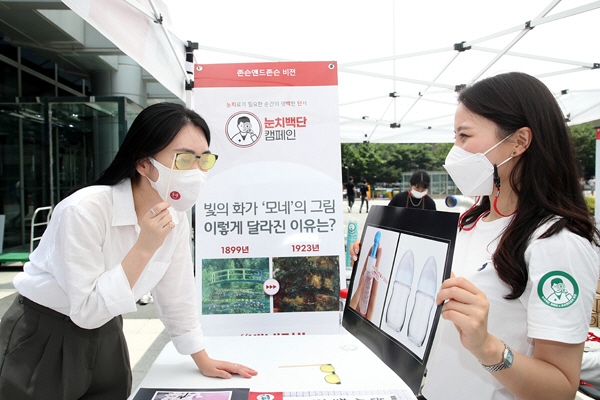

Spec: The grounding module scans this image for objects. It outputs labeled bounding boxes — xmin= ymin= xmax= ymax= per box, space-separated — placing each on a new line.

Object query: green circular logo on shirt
xmin=537 ymin=271 xmax=579 ymax=308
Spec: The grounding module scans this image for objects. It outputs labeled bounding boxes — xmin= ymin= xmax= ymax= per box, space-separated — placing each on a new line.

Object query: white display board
xmin=193 ymin=61 xmax=345 ymax=335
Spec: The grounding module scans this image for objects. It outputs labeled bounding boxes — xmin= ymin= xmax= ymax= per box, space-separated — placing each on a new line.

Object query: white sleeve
xmin=524 ymin=229 xmax=599 ymax=344
xmin=152 ymin=215 xmax=205 ymax=355
xmin=56 ymin=205 xmax=136 ymax=329
xmin=581 ymin=351 xmax=600 ymax=387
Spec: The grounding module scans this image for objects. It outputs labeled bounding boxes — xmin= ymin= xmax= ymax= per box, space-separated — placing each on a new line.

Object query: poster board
xmin=193 ymin=61 xmax=345 ymax=336
xmin=343 ymin=205 xmax=458 ymax=394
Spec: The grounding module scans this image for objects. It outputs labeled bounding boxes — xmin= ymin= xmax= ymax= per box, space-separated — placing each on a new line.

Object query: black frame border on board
xmin=342 ymin=205 xmax=459 ymax=395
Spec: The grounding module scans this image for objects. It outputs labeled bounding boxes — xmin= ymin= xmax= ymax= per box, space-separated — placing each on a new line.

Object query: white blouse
xmin=14 ymin=179 xmax=204 ymax=355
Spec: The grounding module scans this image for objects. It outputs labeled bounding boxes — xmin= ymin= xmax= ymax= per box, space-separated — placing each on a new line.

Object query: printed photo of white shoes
xmin=385 ymin=249 xmax=414 ymax=332
xmin=407 ymin=256 xmax=437 ymax=347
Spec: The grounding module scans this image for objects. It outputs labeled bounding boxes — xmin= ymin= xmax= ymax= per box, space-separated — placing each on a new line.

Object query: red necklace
xmin=458 ymin=196 xmax=488 ymax=231
xmin=458 ymin=191 xmax=517 ymax=231
xmin=493 ymin=187 xmax=517 ymax=218
xmin=460 ymin=165 xmax=517 ymax=230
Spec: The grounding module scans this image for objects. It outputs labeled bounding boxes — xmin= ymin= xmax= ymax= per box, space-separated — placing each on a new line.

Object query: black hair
xmin=409 ymin=170 xmax=430 ymax=189
xmin=67 ymin=103 xmax=210 ymax=196
xmin=458 ymin=72 xmax=599 ymax=299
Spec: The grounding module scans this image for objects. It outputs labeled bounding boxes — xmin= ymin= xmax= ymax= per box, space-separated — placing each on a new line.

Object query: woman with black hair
xmin=0 ymin=103 xmax=257 ymax=399
xmin=353 ymin=72 xmax=599 ymax=400
xmin=388 ymin=170 xmax=436 ymax=210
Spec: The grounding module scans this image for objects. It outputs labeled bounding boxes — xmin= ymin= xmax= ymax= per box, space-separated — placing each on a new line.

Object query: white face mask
xmin=146 ymin=157 xmax=207 ymax=212
xmin=443 ymin=134 xmax=513 ymax=196
xmin=410 ymin=189 xmax=427 ymax=199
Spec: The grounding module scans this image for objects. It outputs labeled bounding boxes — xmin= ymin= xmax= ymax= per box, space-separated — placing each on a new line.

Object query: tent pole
xmin=473 ymin=46 xmax=597 ymax=68
xmin=122 ymin=0 xmax=155 ymax=20
xmin=398 ymin=52 xmax=460 ymax=124
xmin=341 ymin=47 xmax=451 ymax=68
xmin=392 ymin=0 xmax=397 ymax=122
xmin=530 ymin=1 xmax=600 ymax=28
xmin=147 ymin=0 xmax=191 ymax=86
xmin=338 ymin=69 xmax=455 ymax=90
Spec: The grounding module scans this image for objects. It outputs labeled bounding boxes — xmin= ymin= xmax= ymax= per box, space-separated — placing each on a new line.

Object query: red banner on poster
xmin=194 ymin=61 xmax=338 ymax=88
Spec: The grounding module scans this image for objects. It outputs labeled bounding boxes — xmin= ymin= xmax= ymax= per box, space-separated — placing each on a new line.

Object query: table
xmin=128 ymin=333 xmax=417 ymax=400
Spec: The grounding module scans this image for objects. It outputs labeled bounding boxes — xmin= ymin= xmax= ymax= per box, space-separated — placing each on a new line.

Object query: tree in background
xmin=341 ymin=142 xmax=451 ymax=184
xmin=341 ymin=125 xmax=595 ymax=186
xmin=570 ymin=124 xmax=596 ymax=180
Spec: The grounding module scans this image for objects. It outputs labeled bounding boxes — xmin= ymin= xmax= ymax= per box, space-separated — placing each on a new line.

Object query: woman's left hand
xmin=437 ymin=273 xmax=499 ymax=363
xmin=192 ymin=350 xmax=258 ymax=379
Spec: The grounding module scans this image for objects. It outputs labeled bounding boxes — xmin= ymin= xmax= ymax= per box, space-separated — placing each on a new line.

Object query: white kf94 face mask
xmin=410 ymin=189 xmax=427 ymax=199
xmin=146 ymin=157 xmax=207 ymax=212
xmin=443 ymin=133 xmax=513 ymax=197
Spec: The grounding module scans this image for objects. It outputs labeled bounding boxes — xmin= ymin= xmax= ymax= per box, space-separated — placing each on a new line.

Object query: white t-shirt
xmin=422 ymin=215 xmax=599 ymax=400
xmin=14 ymin=179 xmax=204 ymax=355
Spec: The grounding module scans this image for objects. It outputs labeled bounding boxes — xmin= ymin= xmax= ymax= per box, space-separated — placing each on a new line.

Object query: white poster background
xmin=194 ymin=62 xmax=344 ymax=336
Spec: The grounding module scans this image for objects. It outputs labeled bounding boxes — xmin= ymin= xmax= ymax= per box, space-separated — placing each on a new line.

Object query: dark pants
xmin=347 ymin=196 xmax=355 ymax=209
xmin=360 ymin=196 xmax=369 ymax=212
xmin=0 ymin=295 xmax=131 ymax=400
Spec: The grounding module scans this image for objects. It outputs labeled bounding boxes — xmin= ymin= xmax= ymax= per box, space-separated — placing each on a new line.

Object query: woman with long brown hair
xmin=353 ymin=72 xmax=599 ymax=399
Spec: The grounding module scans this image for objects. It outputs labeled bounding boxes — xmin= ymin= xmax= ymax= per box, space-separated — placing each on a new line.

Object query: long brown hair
xmin=459 ymin=72 xmax=598 ymax=300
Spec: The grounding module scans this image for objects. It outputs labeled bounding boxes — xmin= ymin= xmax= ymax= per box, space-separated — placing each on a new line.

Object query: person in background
xmin=359 ymin=180 xmax=370 ymax=213
xmin=388 ymin=170 xmax=436 ymax=210
xmin=0 ymin=103 xmax=257 ymax=399
xmin=344 ymin=176 xmax=356 ymax=212
xmin=352 ymin=72 xmax=599 ymax=400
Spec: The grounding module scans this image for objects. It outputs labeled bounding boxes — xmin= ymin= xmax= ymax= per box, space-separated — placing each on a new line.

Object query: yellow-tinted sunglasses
xmin=174 ymin=152 xmax=219 ymax=171
xmin=320 ymin=364 xmax=341 ymax=384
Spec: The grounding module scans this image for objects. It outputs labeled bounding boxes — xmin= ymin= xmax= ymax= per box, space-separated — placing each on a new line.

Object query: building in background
xmin=0 ymin=0 xmax=181 ymax=253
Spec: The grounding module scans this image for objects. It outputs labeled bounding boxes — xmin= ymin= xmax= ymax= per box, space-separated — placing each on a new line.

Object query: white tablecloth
xmin=128 ymin=333 xmax=417 ymax=399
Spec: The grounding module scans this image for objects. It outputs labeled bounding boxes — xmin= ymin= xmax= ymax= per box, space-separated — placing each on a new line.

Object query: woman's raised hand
xmin=137 ymin=201 xmax=175 ymax=255
xmin=437 ymin=273 xmax=494 ymax=361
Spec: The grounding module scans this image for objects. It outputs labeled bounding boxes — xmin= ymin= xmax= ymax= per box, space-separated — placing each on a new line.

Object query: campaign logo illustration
xmin=226 ymin=111 xmax=262 ymax=148
xmin=537 ymin=271 xmax=579 ymax=308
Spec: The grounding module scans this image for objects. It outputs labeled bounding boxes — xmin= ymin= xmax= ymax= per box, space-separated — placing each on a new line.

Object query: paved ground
xmin=0 ymin=195 xmax=459 ymax=390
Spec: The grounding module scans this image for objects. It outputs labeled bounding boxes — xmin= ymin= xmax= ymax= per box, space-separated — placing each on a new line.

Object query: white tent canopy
xmin=62 ymin=0 xmax=192 ymax=101
xmin=167 ymin=0 xmax=600 ymax=143
xmin=61 ymin=0 xmax=600 ymax=144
